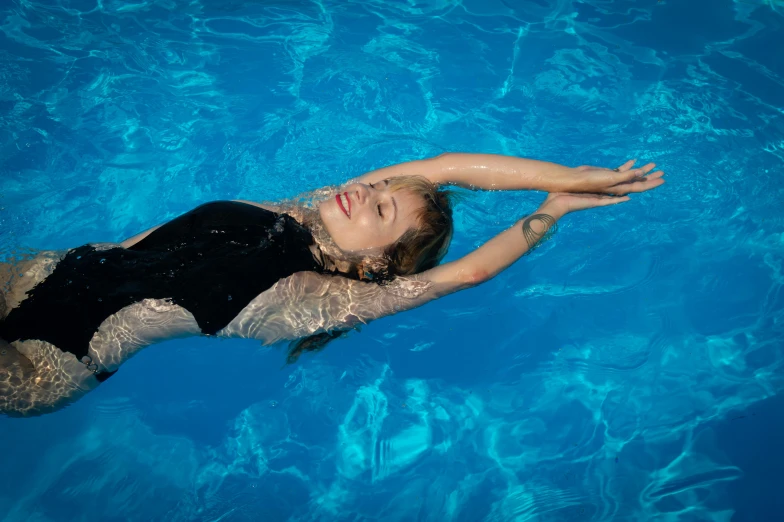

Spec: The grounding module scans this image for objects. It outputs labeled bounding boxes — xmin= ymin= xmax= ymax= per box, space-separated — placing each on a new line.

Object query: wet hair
xmin=287 ymin=175 xmax=454 ymax=363
xmin=359 ymin=175 xmax=453 ymax=280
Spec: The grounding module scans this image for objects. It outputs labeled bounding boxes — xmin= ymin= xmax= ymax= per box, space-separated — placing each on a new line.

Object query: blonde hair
xmin=300 ymin=175 xmax=454 ymax=282
xmin=378 ymin=175 xmax=453 ymax=277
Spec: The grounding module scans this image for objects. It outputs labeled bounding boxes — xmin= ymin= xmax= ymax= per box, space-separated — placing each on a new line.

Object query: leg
xmin=0 ymin=338 xmax=34 ymax=374
xmin=1 ymin=254 xmax=102 ymax=417
xmin=0 ymin=338 xmax=38 ymax=417
xmin=0 ymin=339 xmax=97 ymax=417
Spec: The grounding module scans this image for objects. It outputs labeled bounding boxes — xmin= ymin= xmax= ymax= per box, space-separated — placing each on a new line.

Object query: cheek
xmin=319 ymin=203 xmax=344 ymax=235
xmin=321 ymin=199 xmax=345 ymax=223
xmin=355 ymin=212 xmax=377 ymax=229
xmin=357 ymin=214 xmax=389 ymax=241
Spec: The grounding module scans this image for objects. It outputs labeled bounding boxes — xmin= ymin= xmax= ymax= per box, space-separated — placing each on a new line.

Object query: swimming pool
xmin=1 ymin=0 xmax=782 ymax=520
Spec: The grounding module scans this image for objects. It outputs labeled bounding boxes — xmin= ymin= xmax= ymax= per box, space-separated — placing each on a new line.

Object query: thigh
xmin=0 ymin=338 xmax=34 ymax=374
xmin=1 ymin=338 xmax=97 ymax=417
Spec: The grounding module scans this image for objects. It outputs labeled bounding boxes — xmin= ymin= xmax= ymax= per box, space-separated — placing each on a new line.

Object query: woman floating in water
xmin=0 ymin=154 xmax=664 ymax=416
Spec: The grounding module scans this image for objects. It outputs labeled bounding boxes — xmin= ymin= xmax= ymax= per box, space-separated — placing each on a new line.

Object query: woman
xmin=0 ymin=153 xmax=664 ymax=417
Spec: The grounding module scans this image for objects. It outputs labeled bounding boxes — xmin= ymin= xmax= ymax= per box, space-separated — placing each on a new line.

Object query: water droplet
xmin=100 ymin=258 xmax=106 ymax=264
xmin=97 ymin=298 xmax=102 ymax=302
xmin=269 ymin=400 xmax=278 ymax=408
xmin=76 ymin=255 xmax=82 ymax=259
xmin=227 ymin=295 xmax=232 ymax=301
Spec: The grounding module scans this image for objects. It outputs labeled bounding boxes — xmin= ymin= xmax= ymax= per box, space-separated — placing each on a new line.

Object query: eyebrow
xmin=383 ymin=180 xmax=397 ymax=222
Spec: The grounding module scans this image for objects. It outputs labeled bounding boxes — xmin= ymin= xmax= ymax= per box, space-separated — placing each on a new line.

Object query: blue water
xmin=1 ymin=0 xmax=783 ymax=520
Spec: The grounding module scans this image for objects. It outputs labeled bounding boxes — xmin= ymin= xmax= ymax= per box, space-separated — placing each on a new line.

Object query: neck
xmin=284 ymin=206 xmax=353 ymax=276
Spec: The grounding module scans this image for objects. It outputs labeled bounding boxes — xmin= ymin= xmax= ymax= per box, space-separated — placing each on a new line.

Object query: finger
xmin=637 ymin=178 xmax=666 ymax=192
xmin=614 ymin=163 xmax=659 ymax=184
xmin=636 ymin=162 xmax=656 ymax=175
xmin=624 ymin=171 xmax=664 ymax=186
xmin=614 ymin=168 xmax=644 ymax=183
xmin=616 ymin=159 xmax=636 ymax=172
xmin=595 ymin=196 xmax=630 ymax=206
xmin=606 ymin=177 xmax=666 ymax=195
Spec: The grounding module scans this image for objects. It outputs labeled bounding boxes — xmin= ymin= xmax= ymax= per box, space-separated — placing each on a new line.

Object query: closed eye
xmin=377 ymin=203 xmax=383 ymax=217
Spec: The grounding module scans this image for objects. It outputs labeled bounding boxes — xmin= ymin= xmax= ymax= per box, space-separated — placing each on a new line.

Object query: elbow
xmin=428 ymin=152 xmax=459 ymax=167
xmin=458 ymin=268 xmax=491 ymax=288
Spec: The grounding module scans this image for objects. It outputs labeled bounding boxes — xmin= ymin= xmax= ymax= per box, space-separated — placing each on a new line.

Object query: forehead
xmin=391 ymin=187 xmax=426 ymax=221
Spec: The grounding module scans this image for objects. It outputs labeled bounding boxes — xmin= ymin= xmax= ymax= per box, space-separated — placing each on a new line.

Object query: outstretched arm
xmin=356 ymin=154 xmax=661 ymax=195
xmin=224 ymin=183 xmax=664 ymax=350
xmin=219 ymin=198 xmax=569 ymax=345
xmin=415 ymin=191 xmax=644 ymax=295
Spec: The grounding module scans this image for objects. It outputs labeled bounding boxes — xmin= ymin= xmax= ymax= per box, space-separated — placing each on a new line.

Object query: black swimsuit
xmin=0 ymin=201 xmax=325 ymax=381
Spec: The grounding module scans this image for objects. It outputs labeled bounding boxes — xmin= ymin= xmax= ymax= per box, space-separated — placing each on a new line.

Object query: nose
xmin=354 ymin=183 xmax=370 ymax=205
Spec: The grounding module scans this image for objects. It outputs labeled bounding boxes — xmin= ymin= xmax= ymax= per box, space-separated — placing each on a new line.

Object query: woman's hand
xmin=545 ymin=160 xmax=665 ymax=215
xmin=541 ymin=192 xmax=630 ymax=217
xmin=561 ymin=159 xmax=665 ymax=195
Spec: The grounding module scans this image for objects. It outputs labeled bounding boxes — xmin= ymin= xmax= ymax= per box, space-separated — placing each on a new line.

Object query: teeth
xmin=340 ymin=194 xmax=350 ymax=216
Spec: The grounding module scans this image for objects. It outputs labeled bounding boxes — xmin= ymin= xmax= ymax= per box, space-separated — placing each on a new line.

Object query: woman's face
xmin=319 ymin=180 xmax=424 ymax=253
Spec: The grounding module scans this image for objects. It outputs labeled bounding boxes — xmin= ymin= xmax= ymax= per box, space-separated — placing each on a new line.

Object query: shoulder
xmin=231 ymin=200 xmax=281 ymax=212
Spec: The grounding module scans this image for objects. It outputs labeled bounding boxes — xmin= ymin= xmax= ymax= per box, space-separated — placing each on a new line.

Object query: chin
xmin=318 ymin=200 xmax=337 ymax=224
xmin=317 ymin=201 xmax=342 ymax=238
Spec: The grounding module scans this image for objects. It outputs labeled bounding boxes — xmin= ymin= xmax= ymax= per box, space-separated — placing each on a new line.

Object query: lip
xmin=336 ymin=192 xmax=351 ymax=218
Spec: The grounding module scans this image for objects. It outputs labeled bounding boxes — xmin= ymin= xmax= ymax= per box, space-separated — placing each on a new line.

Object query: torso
xmin=0 ymin=201 xmax=330 ymax=379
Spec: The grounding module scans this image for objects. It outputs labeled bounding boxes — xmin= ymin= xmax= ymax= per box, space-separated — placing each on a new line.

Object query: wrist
xmin=536 ymin=199 xmax=568 ymax=220
xmin=537 ymin=165 xmax=576 ymax=192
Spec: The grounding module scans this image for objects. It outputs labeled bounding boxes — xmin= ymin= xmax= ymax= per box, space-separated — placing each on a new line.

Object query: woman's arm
xmin=415 ymin=192 xmax=640 ymax=294
xmin=223 ymin=189 xmax=666 ymax=348
xmin=356 ymin=154 xmax=660 ymax=195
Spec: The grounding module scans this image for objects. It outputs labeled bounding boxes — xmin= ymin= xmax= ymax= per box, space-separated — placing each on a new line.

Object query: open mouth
xmin=336 ymin=192 xmax=351 ymax=218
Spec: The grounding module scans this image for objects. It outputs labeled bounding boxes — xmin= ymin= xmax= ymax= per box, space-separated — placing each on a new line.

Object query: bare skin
xmin=318 ymin=180 xmax=425 ymax=253
xmin=0 ymin=155 xmax=664 ymax=416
